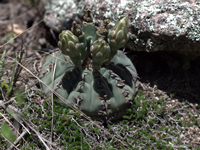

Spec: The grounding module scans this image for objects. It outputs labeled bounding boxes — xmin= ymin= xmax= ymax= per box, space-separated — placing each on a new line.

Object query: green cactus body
xmin=40 ymin=10 xmax=137 ymax=120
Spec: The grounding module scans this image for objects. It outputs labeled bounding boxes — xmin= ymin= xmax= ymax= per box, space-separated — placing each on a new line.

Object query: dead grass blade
xmin=50 ymin=52 xmax=57 ymax=143
xmin=0 ymin=47 xmax=6 ymax=79
xmin=0 ymin=19 xmax=44 ymax=48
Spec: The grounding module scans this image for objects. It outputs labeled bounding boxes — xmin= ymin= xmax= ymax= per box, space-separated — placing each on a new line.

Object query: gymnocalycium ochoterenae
xmin=40 ymin=9 xmax=138 ymax=121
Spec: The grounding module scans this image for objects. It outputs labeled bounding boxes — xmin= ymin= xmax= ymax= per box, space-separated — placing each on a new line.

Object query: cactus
xmin=108 ymin=17 xmax=129 ymax=59
xmin=40 ymin=9 xmax=137 ymax=120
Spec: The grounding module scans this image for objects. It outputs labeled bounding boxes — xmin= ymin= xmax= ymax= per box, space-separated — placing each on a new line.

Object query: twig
xmin=40 ymin=136 xmax=57 ymax=147
xmin=9 ymin=129 xmax=28 ymax=150
xmin=192 ymin=141 xmax=200 ymax=145
xmin=50 ymin=52 xmax=57 ymax=143
xmin=0 ymin=19 xmax=44 ymax=48
xmin=12 ymin=37 xmax=25 ymax=90
xmin=71 ymin=117 xmax=93 ymax=139
xmin=1 ymin=134 xmax=20 ymax=150
xmin=0 ymin=100 xmax=31 ymax=135
xmin=23 ymin=119 xmax=51 ymax=150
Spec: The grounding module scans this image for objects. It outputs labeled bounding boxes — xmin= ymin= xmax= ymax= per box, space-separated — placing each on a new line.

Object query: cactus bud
xmin=108 ymin=17 xmax=129 ymax=60
xmin=58 ymin=30 xmax=83 ymax=69
xmin=90 ymin=39 xmax=111 ymax=71
xmin=71 ymin=21 xmax=82 ymax=37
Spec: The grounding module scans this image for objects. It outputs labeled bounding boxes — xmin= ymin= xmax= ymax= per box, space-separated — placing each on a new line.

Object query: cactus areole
xmin=40 ymin=9 xmax=137 ymax=121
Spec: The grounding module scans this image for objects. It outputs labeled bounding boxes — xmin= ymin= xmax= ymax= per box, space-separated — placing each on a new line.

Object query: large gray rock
xmin=44 ymin=0 xmax=200 ymax=55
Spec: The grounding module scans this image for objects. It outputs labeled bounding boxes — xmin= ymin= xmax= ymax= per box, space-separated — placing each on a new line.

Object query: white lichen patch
xmin=129 ymin=0 xmax=200 ymax=41
xmin=44 ymin=0 xmax=200 ymax=53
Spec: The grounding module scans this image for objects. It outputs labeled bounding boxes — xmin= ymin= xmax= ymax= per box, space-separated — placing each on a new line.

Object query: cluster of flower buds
xmin=90 ymin=39 xmax=111 ymax=71
xmin=108 ymin=17 xmax=129 ymax=60
xmin=58 ymin=10 xmax=129 ymax=71
xmin=58 ymin=30 xmax=84 ymax=69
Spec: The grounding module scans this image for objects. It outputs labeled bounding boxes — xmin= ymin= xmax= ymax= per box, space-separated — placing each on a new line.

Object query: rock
xmin=43 ymin=0 xmax=200 ymax=55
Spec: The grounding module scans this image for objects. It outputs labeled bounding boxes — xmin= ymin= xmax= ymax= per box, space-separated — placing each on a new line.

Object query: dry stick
xmin=0 ymin=111 xmax=28 ymax=149
xmin=40 ymin=136 xmax=57 ymax=147
xmin=0 ymin=92 xmax=25 ymax=138
xmin=9 ymin=129 xmax=28 ymax=150
xmin=0 ymin=49 xmax=59 ymax=76
xmin=1 ymin=134 xmax=20 ymax=150
xmin=0 ymin=18 xmax=49 ymax=148
xmin=22 ymin=120 xmax=51 ymax=150
xmin=50 ymin=52 xmax=57 ymax=143
xmin=9 ymin=38 xmax=25 ymax=97
xmin=0 ymin=99 xmax=14 ymax=107
xmin=0 ymin=112 xmax=16 ymax=135
xmin=0 ymin=93 xmax=30 ymax=148
xmin=0 ymin=19 xmax=44 ymax=48
xmin=15 ymin=57 xmax=130 ymax=149
xmin=12 ymin=38 xmax=25 ymax=87
xmin=0 ymin=99 xmax=30 ymax=135
xmin=0 ymin=48 xmax=57 ymax=59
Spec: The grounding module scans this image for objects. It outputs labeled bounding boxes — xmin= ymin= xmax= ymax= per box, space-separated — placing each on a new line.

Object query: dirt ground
xmin=0 ymin=0 xmax=200 ymax=149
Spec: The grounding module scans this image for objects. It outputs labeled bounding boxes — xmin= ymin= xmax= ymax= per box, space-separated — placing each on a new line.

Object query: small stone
xmin=154 ymin=97 xmax=159 ymax=100
xmin=180 ymin=134 xmax=184 ymax=139
xmin=39 ymin=38 xmax=46 ymax=45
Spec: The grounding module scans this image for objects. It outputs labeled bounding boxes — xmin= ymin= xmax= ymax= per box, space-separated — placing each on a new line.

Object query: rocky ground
xmin=0 ymin=0 xmax=200 ymax=149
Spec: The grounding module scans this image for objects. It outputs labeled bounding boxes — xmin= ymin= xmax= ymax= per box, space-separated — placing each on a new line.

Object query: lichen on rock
xmin=44 ymin=0 xmax=200 ymax=55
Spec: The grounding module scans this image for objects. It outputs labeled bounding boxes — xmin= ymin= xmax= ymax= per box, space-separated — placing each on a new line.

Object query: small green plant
xmin=14 ymin=88 xmax=26 ymax=105
xmin=22 ymin=101 xmax=91 ymax=149
xmin=0 ymin=49 xmax=6 ymax=78
xmin=1 ymin=22 xmax=14 ymax=44
xmin=1 ymin=123 xmax=16 ymax=143
xmin=120 ymin=90 xmax=192 ymax=149
xmin=0 ymin=48 xmax=14 ymax=95
xmin=0 ymin=48 xmax=23 ymax=97
xmin=40 ymin=9 xmax=137 ymax=120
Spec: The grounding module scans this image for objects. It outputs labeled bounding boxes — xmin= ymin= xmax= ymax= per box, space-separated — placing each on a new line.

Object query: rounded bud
xmin=108 ymin=17 xmax=129 ymax=60
xmin=58 ymin=30 xmax=82 ymax=68
xmin=90 ymin=39 xmax=111 ymax=71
